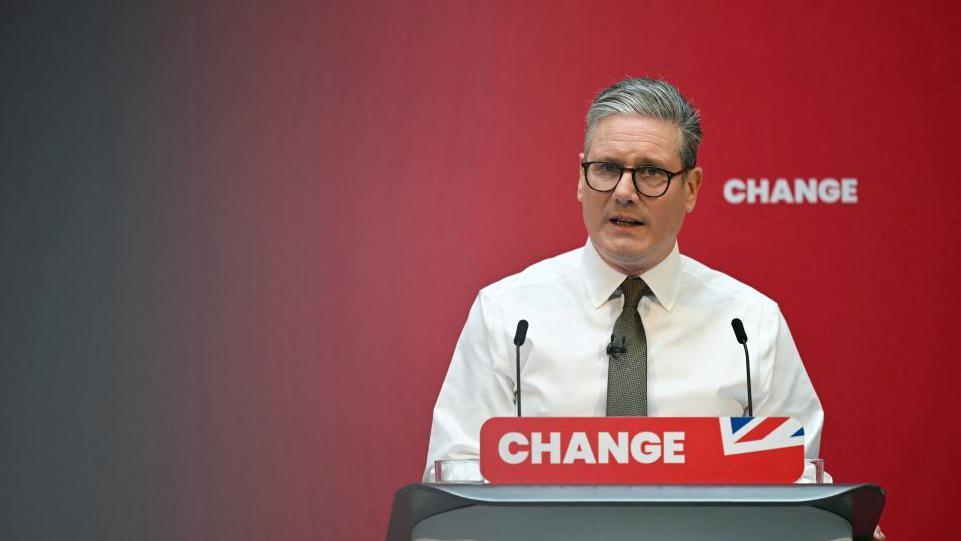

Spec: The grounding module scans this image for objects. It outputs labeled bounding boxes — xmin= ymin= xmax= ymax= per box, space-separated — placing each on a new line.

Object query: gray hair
xmin=584 ymin=77 xmax=702 ymax=169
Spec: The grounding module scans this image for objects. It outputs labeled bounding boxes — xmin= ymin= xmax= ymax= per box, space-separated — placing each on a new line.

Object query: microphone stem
xmin=515 ymin=344 xmax=522 ymax=417
xmin=742 ymin=342 xmax=753 ymax=417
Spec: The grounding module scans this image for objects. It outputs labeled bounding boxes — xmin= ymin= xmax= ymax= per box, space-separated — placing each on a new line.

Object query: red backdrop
xmin=148 ymin=1 xmax=961 ymax=538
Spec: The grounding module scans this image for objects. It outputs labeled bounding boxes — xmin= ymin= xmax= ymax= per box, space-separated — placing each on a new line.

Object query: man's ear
xmin=684 ymin=166 xmax=702 ymax=212
xmin=577 ymin=152 xmax=585 ymax=202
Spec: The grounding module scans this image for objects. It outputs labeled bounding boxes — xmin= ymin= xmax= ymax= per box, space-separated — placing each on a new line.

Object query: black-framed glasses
xmin=581 ymin=161 xmax=691 ymax=198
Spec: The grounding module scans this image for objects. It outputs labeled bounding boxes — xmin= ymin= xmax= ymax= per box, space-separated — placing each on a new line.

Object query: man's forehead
xmin=587 ymin=114 xmax=683 ymax=165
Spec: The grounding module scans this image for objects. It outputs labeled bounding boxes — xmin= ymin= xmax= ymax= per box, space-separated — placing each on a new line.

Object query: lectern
xmin=385 ymin=483 xmax=884 ymax=541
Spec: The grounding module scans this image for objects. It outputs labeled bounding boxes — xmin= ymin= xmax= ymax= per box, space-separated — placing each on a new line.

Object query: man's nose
xmin=613 ymin=170 xmax=639 ymax=203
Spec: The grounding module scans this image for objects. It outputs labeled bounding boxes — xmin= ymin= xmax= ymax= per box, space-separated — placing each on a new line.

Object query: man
xmin=425 ymin=78 xmax=887 ymax=539
xmin=425 ymin=77 xmax=823 ymax=482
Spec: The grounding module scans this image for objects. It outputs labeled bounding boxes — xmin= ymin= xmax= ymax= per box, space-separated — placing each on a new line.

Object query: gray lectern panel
xmin=385 ymin=484 xmax=884 ymax=541
xmin=413 ymin=505 xmax=852 ymax=541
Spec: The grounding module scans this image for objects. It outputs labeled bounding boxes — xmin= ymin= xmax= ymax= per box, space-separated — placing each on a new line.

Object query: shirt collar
xmin=582 ymin=239 xmax=682 ymax=312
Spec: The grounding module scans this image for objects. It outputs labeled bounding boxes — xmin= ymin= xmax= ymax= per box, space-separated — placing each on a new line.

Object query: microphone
xmin=513 ymin=320 xmax=529 ymax=346
xmin=730 ymin=318 xmax=753 ymax=416
xmin=606 ymin=335 xmax=628 ymax=359
xmin=513 ymin=320 xmax=528 ymax=416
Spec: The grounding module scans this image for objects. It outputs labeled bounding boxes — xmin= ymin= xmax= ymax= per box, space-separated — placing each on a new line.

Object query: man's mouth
xmin=610 ymin=217 xmax=644 ymax=227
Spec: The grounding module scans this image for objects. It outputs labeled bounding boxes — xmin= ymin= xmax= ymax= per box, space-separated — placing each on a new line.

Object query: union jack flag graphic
xmin=719 ymin=417 xmax=805 ymax=456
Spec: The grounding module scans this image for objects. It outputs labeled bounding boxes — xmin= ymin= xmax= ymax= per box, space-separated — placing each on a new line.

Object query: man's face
xmin=578 ymin=114 xmax=702 ymax=275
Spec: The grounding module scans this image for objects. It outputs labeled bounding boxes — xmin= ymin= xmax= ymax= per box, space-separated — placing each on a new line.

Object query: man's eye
xmin=599 ymin=163 xmax=620 ymax=174
xmin=637 ymin=166 xmax=665 ymax=178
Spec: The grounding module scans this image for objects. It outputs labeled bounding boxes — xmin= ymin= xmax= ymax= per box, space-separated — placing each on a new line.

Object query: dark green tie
xmin=606 ymin=277 xmax=649 ymax=416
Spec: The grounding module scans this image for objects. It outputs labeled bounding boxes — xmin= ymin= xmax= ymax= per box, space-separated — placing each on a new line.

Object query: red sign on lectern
xmin=480 ymin=417 xmax=804 ymax=484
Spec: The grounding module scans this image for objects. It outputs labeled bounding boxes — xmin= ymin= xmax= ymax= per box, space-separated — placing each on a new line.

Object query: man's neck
xmin=595 ymin=245 xmax=673 ymax=277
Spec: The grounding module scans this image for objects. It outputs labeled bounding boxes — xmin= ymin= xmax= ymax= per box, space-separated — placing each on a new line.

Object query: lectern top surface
xmin=386 ymin=484 xmax=885 ymax=541
xmin=422 ymin=483 xmax=874 ymax=504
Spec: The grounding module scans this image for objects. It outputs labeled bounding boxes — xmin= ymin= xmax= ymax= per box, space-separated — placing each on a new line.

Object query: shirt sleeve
xmin=755 ymin=307 xmax=826 ymax=462
xmin=422 ymin=293 xmax=517 ymax=482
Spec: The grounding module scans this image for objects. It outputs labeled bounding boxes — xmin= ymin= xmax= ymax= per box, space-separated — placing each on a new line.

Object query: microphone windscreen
xmin=731 ymin=318 xmax=748 ymax=344
xmin=513 ymin=320 xmax=529 ymax=346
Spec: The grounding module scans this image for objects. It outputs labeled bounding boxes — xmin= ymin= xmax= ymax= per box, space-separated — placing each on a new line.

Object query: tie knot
xmin=620 ymin=277 xmax=648 ymax=308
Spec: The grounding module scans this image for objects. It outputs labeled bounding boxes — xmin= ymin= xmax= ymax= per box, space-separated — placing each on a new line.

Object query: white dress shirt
xmin=424 ymin=240 xmax=825 ymax=482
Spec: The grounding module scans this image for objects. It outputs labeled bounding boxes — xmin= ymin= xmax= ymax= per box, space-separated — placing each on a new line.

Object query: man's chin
xmin=594 ymin=239 xmax=655 ymax=274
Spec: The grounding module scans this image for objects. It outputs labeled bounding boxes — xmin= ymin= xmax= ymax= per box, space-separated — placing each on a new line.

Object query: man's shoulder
xmin=478 ymin=245 xmax=584 ymax=301
xmin=679 ymin=253 xmax=779 ymax=313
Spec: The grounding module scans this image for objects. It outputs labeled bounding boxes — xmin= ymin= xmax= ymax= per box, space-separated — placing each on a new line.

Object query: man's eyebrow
xmin=588 ymin=156 xmax=629 ymax=163
xmin=589 ymin=156 xmax=671 ymax=168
